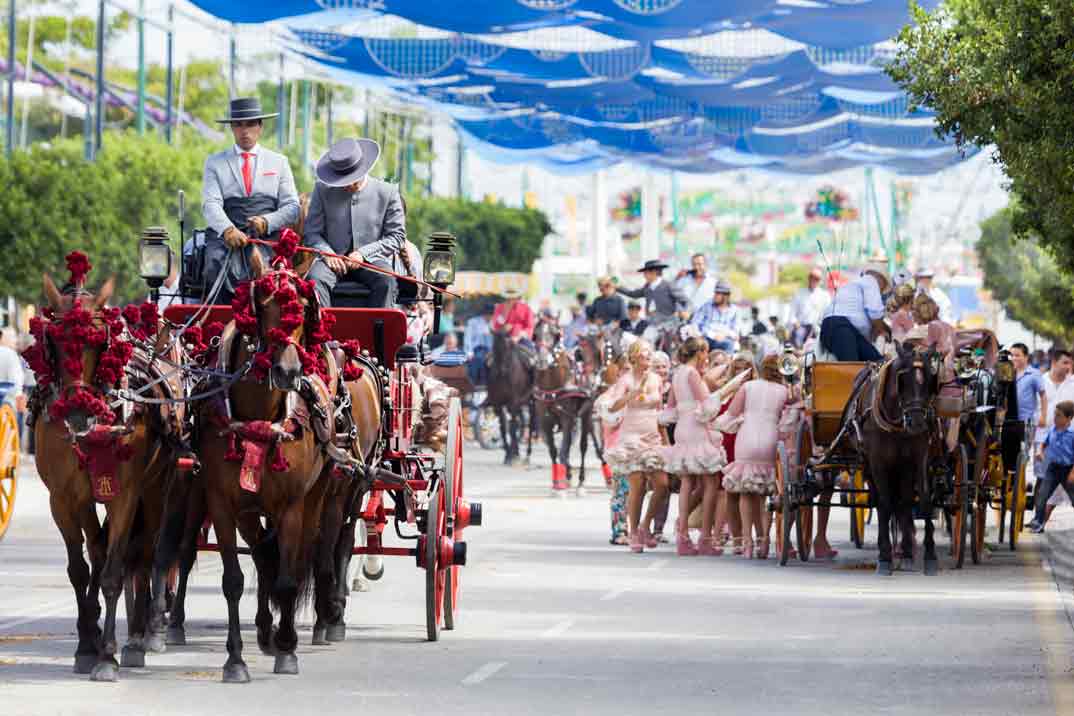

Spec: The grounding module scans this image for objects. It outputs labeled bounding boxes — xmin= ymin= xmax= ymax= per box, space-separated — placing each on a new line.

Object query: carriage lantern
xmin=778 ymin=344 xmax=801 ymax=383
xmin=423 ymin=231 xmax=457 ymax=288
xmin=139 ymin=226 xmax=173 ymax=292
xmin=995 ymin=349 xmax=1016 ymax=384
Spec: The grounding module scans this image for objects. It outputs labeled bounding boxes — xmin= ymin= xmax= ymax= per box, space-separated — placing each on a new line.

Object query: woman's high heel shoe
xmin=742 ymin=537 xmax=754 ymax=559
xmin=676 ymin=532 xmax=698 ymax=556
xmin=630 ymin=530 xmax=644 ymax=553
xmin=698 ymin=537 xmax=723 ymax=556
xmin=755 ymin=539 xmax=770 ymax=560
xmin=731 ymin=537 xmax=744 ymax=556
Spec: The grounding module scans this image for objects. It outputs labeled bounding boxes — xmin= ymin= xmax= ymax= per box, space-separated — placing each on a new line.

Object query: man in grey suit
xmin=617 ymin=259 xmax=690 ymax=326
xmin=201 ymin=97 xmax=299 ymax=302
xmin=303 ymin=138 xmax=406 ymax=308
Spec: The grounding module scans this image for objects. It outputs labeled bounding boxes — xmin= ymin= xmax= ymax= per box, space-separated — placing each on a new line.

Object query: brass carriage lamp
xmin=423 ymin=231 xmax=457 ymax=288
xmin=139 ymin=226 xmax=173 ymax=291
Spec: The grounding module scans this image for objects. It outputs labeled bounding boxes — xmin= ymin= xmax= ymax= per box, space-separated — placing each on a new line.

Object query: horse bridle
xmin=877 ymin=350 xmax=940 ymax=433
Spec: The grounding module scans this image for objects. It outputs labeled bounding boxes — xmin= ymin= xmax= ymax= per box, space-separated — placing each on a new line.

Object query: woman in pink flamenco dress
xmin=603 ymin=340 xmax=670 ymax=553
xmin=716 ymin=353 xmax=797 ymax=559
xmin=663 ymin=337 xmax=727 ymax=556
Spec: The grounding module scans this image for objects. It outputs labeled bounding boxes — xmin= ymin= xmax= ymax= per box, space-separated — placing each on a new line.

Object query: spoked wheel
xmin=0 ymin=404 xmax=20 ymax=542
xmin=424 ymin=482 xmax=446 ymax=642
xmin=951 ymin=445 xmax=970 ymax=569
xmin=475 ymin=405 xmax=503 ymax=450
xmin=777 ymin=441 xmax=794 ymax=566
xmin=794 ymin=423 xmax=815 ymax=562
xmin=1009 ymin=452 xmax=1028 ymax=551
xmin=850 ymin=469 xmax=867 ymax=550
xmin=443 ymin=398 xmax=463 ymax=631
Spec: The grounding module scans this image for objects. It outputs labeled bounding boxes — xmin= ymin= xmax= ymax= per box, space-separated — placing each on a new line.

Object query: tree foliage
xmin=889 ymin=1 xmax=1074 ymax=272
xmin=0 ymin=132 xmax=209 ymax=305
xmin=405 ymin=197 xmax=550 ymax=273
xmin=976 ymin=207 xmax=1074 ymax=346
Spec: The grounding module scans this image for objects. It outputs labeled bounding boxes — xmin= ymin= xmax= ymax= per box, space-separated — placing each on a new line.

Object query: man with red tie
xmin=201 ymin=97 xmax=299 ymax=302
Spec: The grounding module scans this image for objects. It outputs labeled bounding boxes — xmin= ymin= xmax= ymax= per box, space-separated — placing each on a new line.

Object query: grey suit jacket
xmin=201 ymin=144 xmax=299 ymax=235
xmin=618 ymin=280 xmax=689 ymax=319
xmin=302 ymin=178 xmax=406 ymax=267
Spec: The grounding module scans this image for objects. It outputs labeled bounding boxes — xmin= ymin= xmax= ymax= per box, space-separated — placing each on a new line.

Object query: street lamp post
xmin=94 ymin=0 xmax=104 ymax=157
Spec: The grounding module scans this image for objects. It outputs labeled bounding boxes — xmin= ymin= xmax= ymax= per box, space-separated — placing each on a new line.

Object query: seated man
xmin=491 ymin=288 xmax=536 ymax=366
xmin=201 ymin=98 xmax=299 ymax=303
xmin=303 ymin=138 xmax=405 ymax=308
xmin=431 ymin=332 xmax=467 ymax=366
xmin=818 ymin=268 xmax=891 ymax=361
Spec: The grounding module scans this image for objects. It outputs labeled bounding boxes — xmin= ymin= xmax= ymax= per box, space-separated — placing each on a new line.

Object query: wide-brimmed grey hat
xmin=316 ymin=138 xmax=381 ymax=188
xmin=637 ymin=259 xmax=669 ymax=273
xmin=216 ymin=97 xmax=278 ymax=123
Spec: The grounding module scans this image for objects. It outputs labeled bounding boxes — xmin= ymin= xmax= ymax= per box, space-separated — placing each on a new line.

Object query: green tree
xmin=976 ymin=207 xmax=1074 ymax=345
xmin=405 ymin=197 xmax=550 ymax=273
xmin=888 ymin=1 xmax=1074 ymax=272
xmin=0 ymin=132 xmax=210 ymax=305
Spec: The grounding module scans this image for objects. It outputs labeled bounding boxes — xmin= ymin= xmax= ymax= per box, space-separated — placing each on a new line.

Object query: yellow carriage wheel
xmin=0 ymin=404 xmax=19 ymax=542
xmin=850 ymin=469 xmax=868 ymax=549
xmin=1008 ymin=453 xmax=1028 ymax=551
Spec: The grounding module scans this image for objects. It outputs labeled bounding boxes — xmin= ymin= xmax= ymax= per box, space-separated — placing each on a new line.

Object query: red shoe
xmin=676 ymin=533 xmax=698 ymax=556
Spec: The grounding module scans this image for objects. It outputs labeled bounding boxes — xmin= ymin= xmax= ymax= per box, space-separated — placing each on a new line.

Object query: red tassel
xmin=225 ymin=433 xmax=243 ymax=462
xmin=270 ymin=442 xmax=289 ymax=473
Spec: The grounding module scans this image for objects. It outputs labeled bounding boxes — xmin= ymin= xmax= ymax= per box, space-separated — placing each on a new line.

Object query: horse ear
xmin=93 ymin=277 xmax=115 ymax=311
xmin=249 ymin=249 xmax=267 ymax=279
xmin=42 ymin=273 xmax=63 ymax=309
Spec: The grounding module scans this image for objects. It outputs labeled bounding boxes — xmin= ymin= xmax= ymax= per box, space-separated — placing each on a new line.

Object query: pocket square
xmin=262 ymin=170 xmax=278 ymax=176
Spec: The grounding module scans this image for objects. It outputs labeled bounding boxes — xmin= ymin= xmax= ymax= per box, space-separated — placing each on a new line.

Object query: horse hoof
xmin=325 ymin=623 xmax=346 ymax=643
xmin=145 ymin=632 xmax=167 ymax=654
xmin=575 ymin=486 xmax=586 ymax=498
xmin=876 ymin=561 xmax=893 ymax=576
xmin=311 ymin=626 xmax=328 ymax=646
xmin=899 ymin=557 xmax=914 ymax=573
xmin=222 ymin=661 xmax=251 ymax=684
xmin=165 ymin=626 xmax=186 ymax=646
xmin=362 ymin=560 xmax=384 ymax=581
xmin=90 ymin=660 xmax=119 ymax=682
xmin=74 ymin=653 xmax=98 ymax=674
xmin=924 ymin=559 xmax=939 ymax=576
xmin=120 ymin=646 xmax=146 ymax=668
xmin=273 ymin=652 xmax=299 ymax=675
xmin=352 ymin=577 xmax=372 ymax=592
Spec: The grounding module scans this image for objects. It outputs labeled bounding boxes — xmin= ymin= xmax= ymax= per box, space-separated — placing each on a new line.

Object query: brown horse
xmin=31 ymin=271 xmax=175 ymax=680
xmin=486 ymin=329 xmax=534 ymax=465
xmin=196 ymin=249 xmax=329 ymax=681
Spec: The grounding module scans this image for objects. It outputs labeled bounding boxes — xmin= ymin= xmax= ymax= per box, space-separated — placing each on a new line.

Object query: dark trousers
xmin=307 ymin=260 xmax=395 ymax=308
xmin=1000 ymin=421 xmax=1026 ymax=477
xmin=706 ymin=338 xmax=735 ymax=352
xmin=468 ymin=346 xmax=490 ymax=386
xmin=1033 ymin=462 xmax=1074 ymax=525
xmin=819 ymin=316 xmax=882 ymax=362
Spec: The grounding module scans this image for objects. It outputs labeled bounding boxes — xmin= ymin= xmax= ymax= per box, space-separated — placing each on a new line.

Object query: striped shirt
xmin=823 ymin=273 xmax=885 ymax=338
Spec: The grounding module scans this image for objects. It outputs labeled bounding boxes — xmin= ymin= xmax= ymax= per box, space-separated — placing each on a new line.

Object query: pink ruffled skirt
xmin=605 ymin=431 xmax=666 ymax=475
xmin=722 ymin=460 xmax=777 ymax=495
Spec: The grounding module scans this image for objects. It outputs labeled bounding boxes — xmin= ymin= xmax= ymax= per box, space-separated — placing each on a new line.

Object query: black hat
xmin=216 ymin=97 xmax=279 ymax=123
xmin=316 ymin=138 xmax=382 ymax=188
xmin=637 ymin=259 xmax=669 ymax=272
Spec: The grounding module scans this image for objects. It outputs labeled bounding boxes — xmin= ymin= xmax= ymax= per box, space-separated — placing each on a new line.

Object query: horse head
xmin=889 ymin=341 xmax=942 ymax=436
xmin=535 ymin=339 xmax=572 ymax=390
xmin=33 ymin=268 xmax=119 ymax=434
xmin=239 ymin=249 xmax=319 ymax=394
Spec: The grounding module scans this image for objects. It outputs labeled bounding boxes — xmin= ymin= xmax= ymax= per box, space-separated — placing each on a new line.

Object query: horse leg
xmin=245 ymin=514 xmax=278 ymax=657
xmin=920 ymin=451 xmax=938 ymax=575
xmin=271 ymin=500 xmax=306 ymax=675
xmin=578 ymin=410 xmax=590 ymax=492
xmin=874 ymin=473 xmax=894 ymax=576
xmin=52 ymin=499 xmax=101 ymax=674
xmin=330 ymin=510 xmax=363 ymax=635
xmin=313 ymin=488 xmax=345 ymax=645
xmin=92 ymin=492 xmax=140 ymax=682
xmin=525 ymin=402 xmax=536 ymax=465
xmin=206 ymin=489 xmax=249 ymax=683
xmin=149 ymin=476 xmax=189 ymax=653
xmin=498 ymin=407 xmax=512 ymax=465
xmin=559 ymin=415 xmax=575 ymax=488
xmin=166 ymin=482 xmax=205 ymax=646
xmin=898 ymin=485 xmax=916 ymax=572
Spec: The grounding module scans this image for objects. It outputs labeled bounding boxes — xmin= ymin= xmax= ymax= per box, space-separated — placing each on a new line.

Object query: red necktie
xmin=241 ymin=152 xmax=253 ymax=195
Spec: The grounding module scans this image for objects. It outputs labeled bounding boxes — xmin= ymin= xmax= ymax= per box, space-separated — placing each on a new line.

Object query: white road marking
xmin=645 ymin=559 xmax=668 ymax=571
xmin=461 ymin=660 xmax=507 ymax=686
xmin=599 ymin=587 xmax=629 ymax=601
xmin=541 ymin=618 xmax=575 ymax=638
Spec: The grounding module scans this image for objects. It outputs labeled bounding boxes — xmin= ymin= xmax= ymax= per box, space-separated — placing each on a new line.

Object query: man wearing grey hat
xmin=201 ymin=97 xmax=299 ymax=301
xmin=303 ymin=138 xmax=406 ymax=308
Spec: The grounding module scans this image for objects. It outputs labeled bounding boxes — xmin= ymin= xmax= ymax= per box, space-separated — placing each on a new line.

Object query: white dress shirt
xmin=0 ymin=345 xmax=24 ymax=398
xmin=823 ymin=273 xmax=885 ymax=338
xmin=791 ymin=286 xmax=831 ymax=327
xmin=675 ymin=273 xmax=717 ymax=313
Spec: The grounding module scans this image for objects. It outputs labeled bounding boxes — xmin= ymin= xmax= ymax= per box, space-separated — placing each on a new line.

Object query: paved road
xmin=2 ymin=445 xmax=1074 ymax=716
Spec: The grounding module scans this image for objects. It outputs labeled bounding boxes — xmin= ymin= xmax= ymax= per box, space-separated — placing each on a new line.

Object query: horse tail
xmin=252 ymin=530 xmax=315 ymax=613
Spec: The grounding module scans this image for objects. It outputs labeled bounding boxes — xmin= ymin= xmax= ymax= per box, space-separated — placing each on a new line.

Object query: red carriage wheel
xmin=443 ymin=397 xmax=463 ymax=630
xmin=425 ymin=481 xmax=447 ymax=642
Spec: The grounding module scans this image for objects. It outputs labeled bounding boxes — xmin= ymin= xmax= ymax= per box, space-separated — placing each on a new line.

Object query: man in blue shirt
xmin=464 ymin=304 xmax=494 ymax=386
xmin=690 ymin=281 xmax=740 ymax=351
xmin=819 ymin=268 xmax=890 ymax=361
xmin=1004 ymin=342 xmax=1048 ymax=479
xmin=1028 ymin=401 xmax=1074 ymax=532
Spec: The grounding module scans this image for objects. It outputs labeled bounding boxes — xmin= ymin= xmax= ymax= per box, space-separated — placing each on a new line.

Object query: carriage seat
xmin=331 ymin=280 xmax=372 ymax=308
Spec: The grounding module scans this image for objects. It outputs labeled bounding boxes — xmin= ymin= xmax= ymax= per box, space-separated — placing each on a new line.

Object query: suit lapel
xmin=226 ymin=151 xmax=245 ymax=195
xmin=349 ymin=189 xmax=362 ymax=254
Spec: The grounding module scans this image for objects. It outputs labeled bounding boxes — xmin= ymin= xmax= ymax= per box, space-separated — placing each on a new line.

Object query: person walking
xmin=708 ymin=352 xmax=753 ymax=554
xmin=1005 ymin=343 xmax=1047 ymax=485
xmin=717 ymin=353 xmax=796 ymax=559
xmin=663 ymin=338 xmax=727 ymax=556
xmin=1031 ymin=349 xmax=1074 ymax=526
xmin=603 ymin=340 xmax=670 ymax=553
xmin=1028 ymin=401 xmax=1074 ymax=533
xmin=596 ymin=355 xmax=631 ymax=545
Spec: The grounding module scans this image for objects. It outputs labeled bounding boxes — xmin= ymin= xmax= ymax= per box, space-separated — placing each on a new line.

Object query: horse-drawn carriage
xmin=776 ymin=329 xmax=1029 ymax=573
xmin=0 ymin=386 xmax=19 ymax=541
xmin=24 ymin=214 xmax=482 ymax=682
